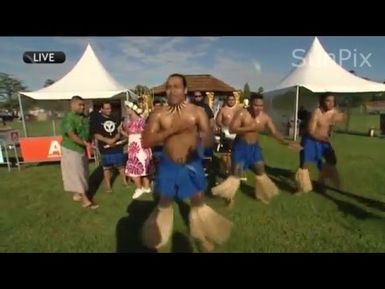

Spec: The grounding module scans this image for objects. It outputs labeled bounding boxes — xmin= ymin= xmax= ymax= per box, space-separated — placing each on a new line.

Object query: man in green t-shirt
xmin=60 ymin=96 xmax=98 ymax=209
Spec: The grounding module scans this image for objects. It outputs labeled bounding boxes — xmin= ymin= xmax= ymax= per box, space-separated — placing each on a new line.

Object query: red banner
xmin=19 ymin=136 xmax=63 ymax=162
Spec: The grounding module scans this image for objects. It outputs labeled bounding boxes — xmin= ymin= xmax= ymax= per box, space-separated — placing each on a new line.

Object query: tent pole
xmin=3 ymin=141 xmax=11 ymax=172
xmin=18 ymin=93 xmax=28 ymax=137
xmin=52 ymin=119 xmax=56 ymax=136
xmin=293 ymin=86 xmax=300 ymax=141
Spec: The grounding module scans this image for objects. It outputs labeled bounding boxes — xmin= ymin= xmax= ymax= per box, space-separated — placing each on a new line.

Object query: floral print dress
xmin=123 ymin=117 xmax=152 ymax=177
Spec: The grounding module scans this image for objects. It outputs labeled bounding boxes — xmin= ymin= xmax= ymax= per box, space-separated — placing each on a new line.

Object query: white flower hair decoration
xmin=125 ymin=100 xmax=144 ymax=116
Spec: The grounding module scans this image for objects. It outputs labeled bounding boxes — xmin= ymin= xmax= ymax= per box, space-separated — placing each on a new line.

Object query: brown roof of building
xmin=152 ymin=74 xmax=236 ymax=95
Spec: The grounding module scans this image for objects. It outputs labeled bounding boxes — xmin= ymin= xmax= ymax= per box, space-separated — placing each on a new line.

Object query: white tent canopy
xmin=20 ymin=44 xmax=134 ymax=100
xmin=266 ymin=37 xmax=385 ymax=93
xmin=18 ymin=44 xmax=137 ymax=137
xmin=265 ymin=37 xmax=385 ymax=140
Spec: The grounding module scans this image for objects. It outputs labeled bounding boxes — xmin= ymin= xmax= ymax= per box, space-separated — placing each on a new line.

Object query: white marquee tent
xmin=265 ymin=37 xmax=385 ymax=140
xmin=18 ymin=44 xmax=137 ymax=136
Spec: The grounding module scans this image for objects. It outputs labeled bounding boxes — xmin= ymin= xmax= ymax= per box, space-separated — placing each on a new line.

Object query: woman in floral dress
xmin=121 ymin=100 xmax=152 ymax=199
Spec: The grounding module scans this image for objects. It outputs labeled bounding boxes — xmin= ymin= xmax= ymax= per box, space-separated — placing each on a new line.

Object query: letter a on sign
xmin=48 ymin=140 xmax=61 ymax=158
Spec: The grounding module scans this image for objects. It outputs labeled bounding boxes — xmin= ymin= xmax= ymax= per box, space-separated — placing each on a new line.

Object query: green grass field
xmin=335 ymin=113 xmax=380 ymax=133
xmin=6 ymin=109 xmax=383 ymax=137
xmin=10 ymin=119 xmax=58 ymax=137
xmin=1 ymin=131 xmax=385 ymax=252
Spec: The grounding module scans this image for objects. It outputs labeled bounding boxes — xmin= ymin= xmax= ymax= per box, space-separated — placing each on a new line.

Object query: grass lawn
xmin=9 ymin=119 xmax=58 ymax=137
xmin=1 ymin=132 xmax=385 ymax=252
xmin=335 ymin=112 xmax=380 ymax=134
xmin=6 ymin=110 xmax=382 ymax=138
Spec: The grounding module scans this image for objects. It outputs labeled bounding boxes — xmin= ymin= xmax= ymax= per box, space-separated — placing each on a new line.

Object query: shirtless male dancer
xmin=141 ymin=73 xmax=233 ymax=252
xmin=295 ymin=92 xmax=346 ymax=194
xmin=215 ymin=94 xmax=242 ymax=175
xmin=212 ymin=93 xmax=302 ymax=205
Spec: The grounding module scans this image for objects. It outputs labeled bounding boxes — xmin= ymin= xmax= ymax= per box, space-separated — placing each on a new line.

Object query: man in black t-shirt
xmin=89 ymin=104 xmax=101 ymax=135
xmin=90 ymin=102 xmax=128 ymax=192
xmin=191 ymin=91 xmax=215 ymax=128
xmin=191 ymin=91 xmax=215 ymax=176
xmin=298 ymin=105 xmax=311 ymax=136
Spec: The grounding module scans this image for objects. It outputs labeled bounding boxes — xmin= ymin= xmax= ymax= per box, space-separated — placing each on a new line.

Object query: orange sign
xmin=19 ymin=136 xmax=63 ymax=162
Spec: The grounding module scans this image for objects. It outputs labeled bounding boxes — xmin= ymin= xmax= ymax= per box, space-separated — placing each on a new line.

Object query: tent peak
xmin=85 ymin=43 xmax=93 ymax=51
xmin=266 ymin=36 xmax=385 ymax=93
xmin=19 ymin=43 xmax=130 ymax=100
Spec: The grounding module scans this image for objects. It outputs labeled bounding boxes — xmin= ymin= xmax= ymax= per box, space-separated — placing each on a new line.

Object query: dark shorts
xmin=232 ymin=137 xmax=264 ymax=171
xmin=204 ymin=148 xmax=213 ymax=158
xmin=101 ymin=152 xmax=125 ymax=169
xmin=300 ymin=134 xmax=337 ymax=170
xmin=221 ymin=137 xmax=234 ymax=152
xmin=154 ymin=152 xmax=206 ymax=200
xmin=153 ymin=145 xmax=163 ymax=160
